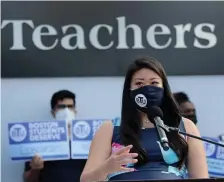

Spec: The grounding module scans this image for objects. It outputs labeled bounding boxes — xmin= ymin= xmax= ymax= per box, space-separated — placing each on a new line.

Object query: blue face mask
xmin=130 ymin=85 xmax=164 ymax=113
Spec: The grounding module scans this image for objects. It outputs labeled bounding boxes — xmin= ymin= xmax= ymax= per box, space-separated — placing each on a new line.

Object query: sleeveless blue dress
xmin=107 ymin=120 xmax=188 ymax=180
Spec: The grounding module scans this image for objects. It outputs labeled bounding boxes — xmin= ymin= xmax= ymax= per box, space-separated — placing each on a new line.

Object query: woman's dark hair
xmin=120 ymin=57 xmax=188 ymax=168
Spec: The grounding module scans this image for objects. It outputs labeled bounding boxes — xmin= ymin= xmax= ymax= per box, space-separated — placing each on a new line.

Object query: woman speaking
xmin=80 ymin=57 xmax=208 ymax=181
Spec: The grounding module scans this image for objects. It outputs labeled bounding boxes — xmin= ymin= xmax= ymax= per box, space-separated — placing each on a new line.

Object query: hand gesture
xmin=105 ymin=145 xmax=138 ymax=174
xmin=30 ymin=155 xmax=44 ymax=170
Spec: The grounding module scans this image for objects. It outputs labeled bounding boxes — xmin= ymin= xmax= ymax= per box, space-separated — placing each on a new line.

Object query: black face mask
xmin=130 ymin=85 xmax=164 ymax=113
xmin=183 ymin=114 xmax=198 ymax=124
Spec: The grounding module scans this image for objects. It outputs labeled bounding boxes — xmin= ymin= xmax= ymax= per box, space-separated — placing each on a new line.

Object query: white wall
xmin=1 ymin=76 xmax=224 ymax=182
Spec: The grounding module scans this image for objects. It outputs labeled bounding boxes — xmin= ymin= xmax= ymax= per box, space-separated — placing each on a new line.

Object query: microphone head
xmin=147 ymin=106 xmax=163 ymax=121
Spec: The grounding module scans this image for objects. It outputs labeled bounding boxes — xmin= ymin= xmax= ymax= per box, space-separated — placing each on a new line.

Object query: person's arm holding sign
xmin=23 ymin=155 xmax=43 ymax=182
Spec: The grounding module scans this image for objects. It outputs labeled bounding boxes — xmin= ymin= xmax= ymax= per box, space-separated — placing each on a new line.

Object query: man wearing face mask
xmin=23 ymin=90 xmax=86 ymax=182
xmin=173 ymin=92 xmax=198 ymax=125
xmin=51 ymin=90 xmax=77 ymax=137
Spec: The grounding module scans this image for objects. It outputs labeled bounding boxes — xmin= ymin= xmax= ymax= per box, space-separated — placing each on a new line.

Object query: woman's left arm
xmin=183 ymin=118 xmax=209 ymax=178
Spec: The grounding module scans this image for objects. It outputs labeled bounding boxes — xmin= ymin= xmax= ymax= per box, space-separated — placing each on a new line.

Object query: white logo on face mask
xmin=55 ymin=108 xmax=76 ymax=123
xmin=135 ymin=94 xmax=147 ymax=107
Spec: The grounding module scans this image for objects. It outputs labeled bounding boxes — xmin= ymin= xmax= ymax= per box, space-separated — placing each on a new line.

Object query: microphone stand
xmin=158 ymin=125 xmax=224 ymax=147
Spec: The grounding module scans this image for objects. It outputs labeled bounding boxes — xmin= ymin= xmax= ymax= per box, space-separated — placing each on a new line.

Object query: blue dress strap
xmin=111 ymin=126 xmax=120 ymax=143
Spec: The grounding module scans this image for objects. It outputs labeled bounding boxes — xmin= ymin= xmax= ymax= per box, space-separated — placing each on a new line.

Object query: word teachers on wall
xmin=1 ymin=18 xmax=217 ymax=51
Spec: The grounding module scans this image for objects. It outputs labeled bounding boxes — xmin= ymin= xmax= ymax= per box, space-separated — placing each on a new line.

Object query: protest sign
xmin=71 ymin=119 xmax=106 ymax=159
xmin=203 ymin=137 xmax=224 ymax=178
xmin=8 ymin=121 xmax=70 ymax=161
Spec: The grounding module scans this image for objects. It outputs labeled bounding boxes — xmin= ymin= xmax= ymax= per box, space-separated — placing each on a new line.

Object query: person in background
xmin=23 ymin=90 xmax=86 ymax=182
xmin=80 ymin=57 xmax=208 ymax=182
xmin=173 ymin=92 xmax=198 ymax=125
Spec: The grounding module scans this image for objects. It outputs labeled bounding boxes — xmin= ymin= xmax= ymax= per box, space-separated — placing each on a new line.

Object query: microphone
xmin=147 ymin=106 xmax=169 ymax=151
xmin=147 ymin=111 xmax=224 ymax=148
